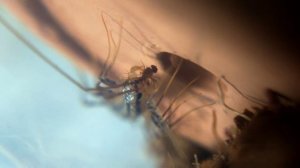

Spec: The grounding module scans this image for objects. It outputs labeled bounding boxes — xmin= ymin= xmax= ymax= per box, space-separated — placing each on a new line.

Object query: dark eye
xmin=151 ymin=65 xmax=158 ymax=73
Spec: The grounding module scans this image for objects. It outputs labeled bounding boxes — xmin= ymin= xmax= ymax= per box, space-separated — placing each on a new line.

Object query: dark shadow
xmin=19 ymin=0 xmax=100 ymax=67
xmin=152 ymin=0 xmax=299 ymax=55
xmin=220 ymin=89 xmax=300 ymax=168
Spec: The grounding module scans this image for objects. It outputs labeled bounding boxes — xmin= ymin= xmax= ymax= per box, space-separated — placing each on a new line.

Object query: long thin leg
xmin=100 ymin=12 xmax=112 ymax=78
xmin=147 ymin=59 xmax=183 ymax=129
xmin=162 ymin=76 xmax=201 ymax=118
xmin=217 ymin=79 xmax=251 ymax=121
xmin=219 ymin=76 xmax=268 ymax=106
xmin=75 ymin=70 xmax=103 ymax=106
xmin=0 ymin=14 xmax=132 ymax=96
xmin=101 ymin=13 xmax=123 ymax=78
xmin=169 ymin=102 xmax=216 ymax=128
xmin=102 ymin=11 xmax=146 ymax=49
xmin=162 ymin=76 xmax=204 ymax=123
xmin=149 ymin=58 xmax=188 ymax=127
xmin=0 ymin=15 xmax=98 ymax=92
xmin=75 ymin=69 xmax=129 ymax=105
xmin=168 ymin=75 xmax=264 ymax=130
xmin=98 ymin=13 xmax=138 ymax=91
xmin=163 ymin=100 xmax=187 ymax=123
xmin=102 ymin=11 xmax=158 ymax=58
xmin=145 ymin=58 xmax=183 ymax=129
xmin=155 ymin=58 xmax=184 ymax=107
xmin=211 ymin=110 xmax=224 ymax=149
xmin=149 ymin=59 xmax=202 ymax=128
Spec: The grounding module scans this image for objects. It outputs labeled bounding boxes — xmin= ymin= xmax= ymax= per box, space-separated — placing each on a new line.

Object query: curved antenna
xmin=0 ymin=15 xmax=98 ymax=92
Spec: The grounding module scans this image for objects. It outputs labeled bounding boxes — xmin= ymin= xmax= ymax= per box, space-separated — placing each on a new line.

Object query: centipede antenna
xmin=217 ymin=78 xmax=251 ymax=121
xmin=155 ymin=58 xmax=184 ymax=107
xmin=220 ymin=76 xmax=268 ymax=106
xmin=0 ymin=15 xmax=98 ymax=92
xmin=162 ymin=76 xmax=201 ymax=118
xmin=169 ymin=102 xmax=216 ymax=129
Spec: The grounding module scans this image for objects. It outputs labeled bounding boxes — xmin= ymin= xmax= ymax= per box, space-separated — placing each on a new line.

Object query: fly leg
xmin=0 ymin=15 xmax=100 ymax=92
xmin=216 ymin=76 xmax=267 ymax=121
xmin=0 ymin=15 xmax=134 ymax=99
xmin=101 ymin=11 xmax=159 ymax=58
xmin=75 ymin=70 xmax=112 ymax=106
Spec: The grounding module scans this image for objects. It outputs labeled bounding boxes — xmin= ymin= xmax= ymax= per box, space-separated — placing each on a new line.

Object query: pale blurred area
xmin=0 ymin=7 xmax=156 ymax=168
xmin=1 ymin=0 xmax=299 ymax=167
